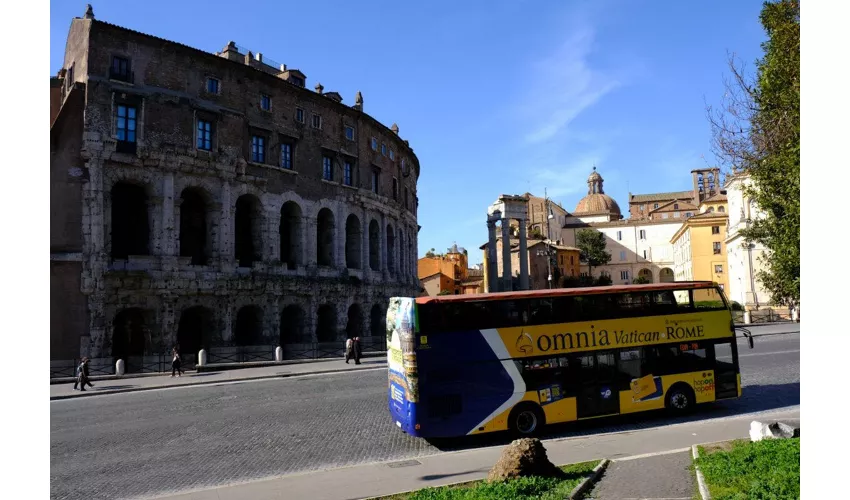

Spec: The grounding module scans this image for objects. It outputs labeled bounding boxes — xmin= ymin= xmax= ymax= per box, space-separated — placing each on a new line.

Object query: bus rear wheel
xmin=509 ymin=404 xmax=545 ymax=437
xmin=665 ymin=384 xmax=695 ymax=414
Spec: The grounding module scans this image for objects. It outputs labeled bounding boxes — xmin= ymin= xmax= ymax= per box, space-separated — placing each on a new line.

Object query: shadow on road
xmin=189 ymin=372 xmax=221 ymax=377
xmin=425 ymin=382 xmax=800 ymax=452
xmin=92 ymin=385 xmax=136 ymax=391
xmin=419 ymin=468 xmax=489 ymax=482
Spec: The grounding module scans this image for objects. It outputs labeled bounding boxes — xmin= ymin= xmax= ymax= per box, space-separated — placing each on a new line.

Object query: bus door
xmin=574 ymin=351 xmax=620 ymax=419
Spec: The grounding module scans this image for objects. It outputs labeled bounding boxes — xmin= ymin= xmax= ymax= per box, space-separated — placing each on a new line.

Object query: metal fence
xmin=732 ymin=309 xmax=793 ymax=324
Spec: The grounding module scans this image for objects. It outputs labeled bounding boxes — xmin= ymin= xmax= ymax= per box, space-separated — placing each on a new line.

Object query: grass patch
xmin=378 ymin=461 xmax=599 ymax=500
xmin=695 ymin=438 xmax=799 ymax=500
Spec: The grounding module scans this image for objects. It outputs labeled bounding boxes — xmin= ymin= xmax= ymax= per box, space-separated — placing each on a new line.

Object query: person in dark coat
xmin=74 ymin=358 xmax=94 ymax=391
xmin=352 ymin=337 xmax=362 ymax=365
xmin=171 ymin=345 xmax=183 ymax=377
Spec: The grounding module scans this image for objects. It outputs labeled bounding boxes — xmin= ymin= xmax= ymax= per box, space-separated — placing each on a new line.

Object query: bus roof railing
xmin=415 ymin=281 xmax=719 ymax=305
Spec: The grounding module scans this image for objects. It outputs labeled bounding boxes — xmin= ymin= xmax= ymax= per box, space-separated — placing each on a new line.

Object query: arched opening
xmin=659 ymin=268 xmax=675 ymax=283
xmin=316 ymin=304 xmax=337 ymax=342
xmin=638 ymin=268 xmax=653 ymax=283
xmin=346 ymin=304 xmax=364 ymax=339
xmin=179 ymin=188 xmax=211 ymax=265
xmin=386 ymin=225 xmax=395 ymax=275
xmin=177 ymin=306 xmax=214 ymax=354
xmin=369 ymin=219 xmax=380 ymax=271
xmin=280 ymin=305 xmax=307 ymax=344
xmin=280 ymin=201 xmax=303 ymax=270
xmin=370 ymin=304 xmax=385 ymax=337
xmin=235 ymin=195 xmax=263 ymax=268
xmin=345 ymin=214 xmax=362 ymax=269
xmin=317 ymin=208 xmax=335 ymax=267
xmin=111 ymin=308 xmax=150 ymax=359
xmin=111 ymin=182 xmax=150 ymax=259
xmin=718 ymin=206 xmax=726 ymax=213
xmin=234 ymin=305 xmax=263 ymax=346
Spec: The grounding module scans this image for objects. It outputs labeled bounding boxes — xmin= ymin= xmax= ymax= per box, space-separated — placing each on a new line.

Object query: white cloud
xmin=521 ymin=27 xmax=622 ymax=144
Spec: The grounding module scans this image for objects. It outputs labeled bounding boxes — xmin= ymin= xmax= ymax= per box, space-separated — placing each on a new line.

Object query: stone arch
xmin=280 ymin=304 xmax=307 ymax=344
xmin=235 ymin=194 xmax=263 ymax=268
xmin=177 ymin=306 xmax=215 ymax=354
xmin=110 ymin=182 xmax=151 ymax=260
xmin=317 ymin=208 xmax=335 ymax=267
xmin=659 ymin=267 xmax=675 ymax=283
xmin=345 ymin=214 xmax=362 ymax=269
xmin=370 ymin=303 xmax=387 ymax=338
xmin=234 ymin=305 xmax=263 ymax=346
xmin=386 ymin=224 xmax=396 ymax=275
xmin=346 ymin=303 xmax=364 ymax=338
xmin=638 ymin=268 xmax=653 ymax=283
xmin=369 ymin=219 xmax=380 ymax=271
xmin=316 ymin=304 xmax=337 ymax=342
xmin=179 ymin=187 xmax=214 ymax=265
xmin=280 ymin=201 xmax=303 ymax=270
xmin=111 ymin=308 xmax=152 ymax=359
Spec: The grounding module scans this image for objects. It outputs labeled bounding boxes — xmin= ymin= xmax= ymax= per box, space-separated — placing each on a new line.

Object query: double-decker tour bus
xmin=386 ymin=281 xmax=752 ymax=438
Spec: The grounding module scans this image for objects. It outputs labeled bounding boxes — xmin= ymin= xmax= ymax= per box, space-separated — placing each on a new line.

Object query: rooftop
xmin=629 ymin=190 xmax=695 ymax=203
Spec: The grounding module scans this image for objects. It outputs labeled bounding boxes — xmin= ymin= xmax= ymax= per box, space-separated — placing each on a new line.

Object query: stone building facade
xmin=50 ymin=8 xmax=420 ymax=364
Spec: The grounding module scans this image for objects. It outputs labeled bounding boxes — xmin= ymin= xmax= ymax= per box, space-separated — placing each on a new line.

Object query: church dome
xmin=574 ymin=167 xmax=622 ymax=217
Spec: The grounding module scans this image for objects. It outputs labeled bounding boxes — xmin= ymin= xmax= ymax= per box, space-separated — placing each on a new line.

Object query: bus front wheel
xmin=665 ymin=384 xmax=695 ymax=414
xmin=508 ymin=404 xmax=545 ymax=437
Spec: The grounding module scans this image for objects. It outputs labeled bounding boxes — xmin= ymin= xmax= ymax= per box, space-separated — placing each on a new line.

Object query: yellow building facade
xmin=671 ymin=212 xmax=730 ymax=302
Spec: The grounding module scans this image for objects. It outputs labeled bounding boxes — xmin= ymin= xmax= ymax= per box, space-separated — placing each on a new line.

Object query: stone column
xmin=221 ymin=299 xmax=233 ymax=343
xmin=501 ymin=219 xmax=512 ymax=292
xmin=518 ymin=219 xmax=529 ymax=290
xmin=219 ymin=182 xmax=233 ymax=266
xmin=267 ymin=210 xmax=281 ymax=265
xmin=161 ymin=173 xmax=176 ymax=256
xmin=161 ymin=295 xmax=177 ymax=351
xmin=486 ymin=218 xmax=498 ymax=292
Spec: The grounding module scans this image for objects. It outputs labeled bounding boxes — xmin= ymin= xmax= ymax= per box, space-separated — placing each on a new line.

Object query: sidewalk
xmin=50 ymin=357 xmax=386 ymax=401
xmin=147 ymin=407 xmax=800 ymax=500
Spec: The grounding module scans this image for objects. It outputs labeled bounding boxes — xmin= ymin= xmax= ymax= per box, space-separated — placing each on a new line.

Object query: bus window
xmin=616 ymin=293 xmax=653 ymax=317
xmin=618 ymin=348 xmax=644 ymax=388
xmin=528 ymin=298 xmax=554 ymax=326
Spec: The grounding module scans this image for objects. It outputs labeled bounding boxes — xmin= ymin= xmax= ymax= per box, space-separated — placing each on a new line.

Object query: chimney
xmin=84 ymin=4 xmax=95 ymax=19
xmin=256 ymin=52 xmax=263 ymax=63
xmin=391 ymin=123 xmax=399 ymax=135
xmin=354 ymin=91 xmax=363 ymax=111
xmin=280 ymin=64 xmax=287 ymax=72
xmin=315 ymin=83 xmax=324 ymax=94
xmin=219 ymin=41 xmax=241 ymax=62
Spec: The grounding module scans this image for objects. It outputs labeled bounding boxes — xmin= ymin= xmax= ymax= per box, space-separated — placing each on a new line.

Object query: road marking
xmin=719 ymin=349 xmax=800 ymax=359
xmin=613 ymin=447 xmax=691 ymax=461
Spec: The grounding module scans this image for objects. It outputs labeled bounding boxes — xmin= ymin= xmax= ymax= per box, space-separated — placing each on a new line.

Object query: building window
xmin=713 ymin=242 xmax=721 ymax=255
xmin=260 ymin=94 xmax=271 ymax=111
xmin=673 ymin=203 xmax=679 ymax=210
xmin=719 ymin=206 xmax=726 ymax=213
xmin=371 ymin=137 xmax=378 ymax=150
xmin=67 ymin=65 xmax=74 ymax=88
xmin=619 ymin=251 xmax=626 ymax=261
xmin=640 ymin=204 xmax=645 ymax=211
xmin=617 ymin=231 xmax=622 ymax=241
xmin=381 ymin=143 xmax=387 ymax=156
xmin=642 ymin=250 xmax=647 ymax=259
xmin=323 ymin=156 xmax=333 ymax=181
xmin=197 ymin=119 xmax=212 ymax=150
xmin=295 ymin=108 xmax=305 ymax=123
xmin=653 ymin=203 xmax=659 ymax=209
xmin=343 ymin=161 xmax=353 ymax=186
xmin=389 ymin=149 xmax=395 ymax=160
xmin=621 ymin=270 xmax=630 ymax=280
xmin=251 ymin=136 xmax=265 ymax=163
xmin=639 ymin=229 xmax=646 ymax=240
xmin=674 ymin=211 xmax=680 ymax=218
xmin=662 ymin=213 xmax=669 ymax=219
xmin=711 ymin=226 xmax=720 ymax=234
xmin=110 ymin=56 xmax=132 ymax=82
xmin=345 ymin=126 xmax=354 ymax=141
xmin=371 ymin=171 xmax=379 ymax=194
xmin=312 ymin=114 xmax=322 ymax=129
xmin=685 ymin=212 xmax=693 ymax=218
xmin=280 ymin=143 xmax=292 ymax=169
xmin=115 ymin=105 xmax=137 ymax=153
xmin=570 ymin=255 xmax=575 ymax=264
xmin=715 ymin=264 xmax=723 ymax=274
xmin=401 ymin=158 xmax=407 ymax=174
xmin=392 ymin=177 xmax=398 ymax=200
xmin=559 ymin=255 xmax=564 ymax=265
xmin=206 ymin=77 xmax=220 ymax=94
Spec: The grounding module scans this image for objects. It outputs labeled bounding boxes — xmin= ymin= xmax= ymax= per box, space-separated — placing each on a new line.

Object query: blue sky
xmin=50 ymin=1 xmax=766 ymax=265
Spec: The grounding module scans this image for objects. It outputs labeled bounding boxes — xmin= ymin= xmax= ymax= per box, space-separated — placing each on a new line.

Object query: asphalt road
xmin=50 ymin=330 xmax=800 ymax=500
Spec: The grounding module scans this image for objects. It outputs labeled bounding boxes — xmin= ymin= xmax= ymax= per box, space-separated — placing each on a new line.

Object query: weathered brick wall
xmin=51 ymin=16 xmax=421 ymax=360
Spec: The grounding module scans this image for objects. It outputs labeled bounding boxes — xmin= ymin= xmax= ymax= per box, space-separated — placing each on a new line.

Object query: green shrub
xmin=696 ymin=438 xmax=799 ymax=500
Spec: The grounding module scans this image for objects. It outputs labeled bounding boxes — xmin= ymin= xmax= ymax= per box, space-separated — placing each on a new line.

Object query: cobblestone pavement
xmin=50 ymin=333 xmax=799 ymax=500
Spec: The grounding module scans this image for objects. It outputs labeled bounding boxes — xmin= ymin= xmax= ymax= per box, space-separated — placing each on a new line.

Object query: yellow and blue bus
xmin=386 ymin=281 xmax=751 ymax=438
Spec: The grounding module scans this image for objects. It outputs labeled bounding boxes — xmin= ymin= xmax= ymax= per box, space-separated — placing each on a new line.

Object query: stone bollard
xmin=743 ymin=310 xmax=752 ymax=324
xmin=275 ymin=346 xmax=283 ymax=362
xmin=198 ymin=349 xmax=207 ymax=367
xmin=791 ymin=307 xmax=799 ymax=322
xmin=116 ymin=359 xmax=125 ymax=377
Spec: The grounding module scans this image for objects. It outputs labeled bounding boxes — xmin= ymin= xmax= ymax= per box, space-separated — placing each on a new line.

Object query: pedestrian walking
xmin=353 ymin=337 xmax=362 ymax=365
xmin=74 ymin=358 xmax=94 ymax=391
xmin=344 ymin=337 xmax=354 ymax=364
xmin=171 ymin=345 xmax=183 ymax=377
